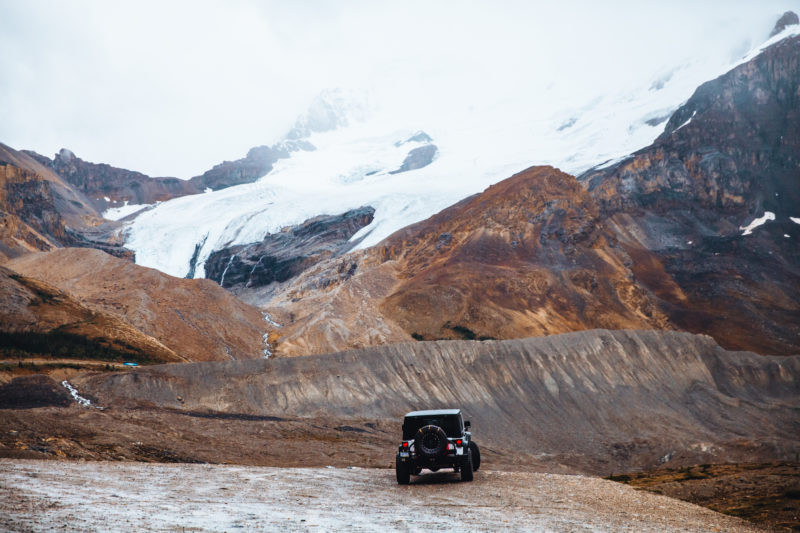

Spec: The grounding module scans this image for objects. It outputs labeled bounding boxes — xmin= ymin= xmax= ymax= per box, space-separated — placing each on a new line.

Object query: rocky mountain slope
xmin=24 ymin=148 xmax=198 ymax=211
xmin=24 ymin=140 xmax=317 ymax=214
xmin=580 ymin=31 xmax=800 ymax=355
xmin=376 ymin=166 xmax=670 ymax=341
xmin=75 ymin=330 xmax=799 ymax=474
xmin=7 ymin=248 xmax=269 ymax=362
xmin=0 ymin=265 xmax=181 ymax=364
xmin=0 ymin=143 xmax=131 ymax=261
xmin=256 ymin=165 xmax=671 ymax=356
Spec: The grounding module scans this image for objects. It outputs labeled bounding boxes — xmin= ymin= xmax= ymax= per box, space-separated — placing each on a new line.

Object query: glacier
xmin=120 ymin=28 xmax=796 ymax=280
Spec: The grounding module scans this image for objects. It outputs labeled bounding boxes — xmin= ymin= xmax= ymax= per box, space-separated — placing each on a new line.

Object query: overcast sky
xmin=0 ymin=1 xmax=795 ymax=178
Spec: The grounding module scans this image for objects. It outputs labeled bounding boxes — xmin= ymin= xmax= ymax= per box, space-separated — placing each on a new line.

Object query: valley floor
xmin=0 ymin=459 xmax=764 ymax=532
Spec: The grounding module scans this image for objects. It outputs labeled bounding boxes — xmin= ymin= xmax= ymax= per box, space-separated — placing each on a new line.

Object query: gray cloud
xmin=0 ymin=0 xmax=795 ymax=177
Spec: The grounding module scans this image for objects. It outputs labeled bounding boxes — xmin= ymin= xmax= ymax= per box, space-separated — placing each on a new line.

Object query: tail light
xmin=402 ymin=441 xmax=409 ymax=448
xmin=456 ymin=439 xmax=462 ymax=446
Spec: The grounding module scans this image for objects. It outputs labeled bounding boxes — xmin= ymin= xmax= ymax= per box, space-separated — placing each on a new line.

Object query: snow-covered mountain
xmin=119 ymin=25 xmax=800 ymax=279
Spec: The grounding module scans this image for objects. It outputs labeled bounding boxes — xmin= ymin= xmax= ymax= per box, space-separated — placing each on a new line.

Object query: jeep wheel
xmin=415 ymin=425 xmax=448 ymax=457
xmin=469 ymin=441 xmax=481 ymax=471
xmin=396 ymin=457 xmax=410 ymax=485
xmin=461 ymin=449 xmax=474 ymax=482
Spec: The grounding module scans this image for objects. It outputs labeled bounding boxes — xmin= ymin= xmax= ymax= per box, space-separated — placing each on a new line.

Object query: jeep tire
xmin=461 ymin=449 xmax=474 ymax=482
xmin=469 ymin=441 xmax=481 ymax=471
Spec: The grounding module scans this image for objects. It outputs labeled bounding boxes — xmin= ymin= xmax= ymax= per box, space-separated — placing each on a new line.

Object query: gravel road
xmin=0 ymin=459 xmax=762 ymax=532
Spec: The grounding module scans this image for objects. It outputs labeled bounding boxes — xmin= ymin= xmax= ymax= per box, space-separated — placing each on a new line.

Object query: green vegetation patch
xmin=0 ymin=331 xmax=159 ymax=365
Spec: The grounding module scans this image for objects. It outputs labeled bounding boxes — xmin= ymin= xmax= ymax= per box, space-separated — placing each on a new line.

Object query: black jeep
xmin=395 ymin=408 xmax=480 ymax=484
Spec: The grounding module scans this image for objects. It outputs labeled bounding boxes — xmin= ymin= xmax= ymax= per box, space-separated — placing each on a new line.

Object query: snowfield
xmin=0 ymin=460 xmax=761 ymax=532
xmin=117 ymin=27 xmax=791 ymax=280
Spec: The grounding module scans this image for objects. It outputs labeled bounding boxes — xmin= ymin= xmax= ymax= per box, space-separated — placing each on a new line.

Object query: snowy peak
xmin=286 ymin=88 xmax=372 ymax=140
xmin=770 ymin=10 xmax=798 ymax=37
xmin=57 ymin=148 xmax=76 ymax=161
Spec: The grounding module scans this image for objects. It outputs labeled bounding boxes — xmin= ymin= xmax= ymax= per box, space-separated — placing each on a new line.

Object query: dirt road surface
xmin=0 ymin=459 xmax=763 ymax=532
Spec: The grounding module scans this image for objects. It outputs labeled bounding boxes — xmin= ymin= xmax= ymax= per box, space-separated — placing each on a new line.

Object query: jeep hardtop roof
xmin=404 ymin=409 xmax=461 ymax=418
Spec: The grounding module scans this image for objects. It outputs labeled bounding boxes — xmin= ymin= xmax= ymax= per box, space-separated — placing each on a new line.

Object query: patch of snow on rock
xmin=740 ymin=211 xmax=775 ymax=236
xmin=673 ymin=110 xmax=697 ymax=133
xmin=103 ymin=200 xmax=152 ymax=221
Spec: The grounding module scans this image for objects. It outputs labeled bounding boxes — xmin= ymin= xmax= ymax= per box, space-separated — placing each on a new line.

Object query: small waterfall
xmin=262 ymin=312 xmax=282 ymax=328
xmin=219 ymin=254 xmax=236 ymax=287
xmin=62 ymin=380 xmax=102 ymax=409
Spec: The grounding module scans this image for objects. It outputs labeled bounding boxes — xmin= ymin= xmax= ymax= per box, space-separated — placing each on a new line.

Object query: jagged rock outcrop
xmin=580 ymin=33 xmax=800 ymax=355
xmin=205 ymin=207 xmax=375 ymax=291
xmin=188 ymin=141 xmax=313 ymax=191
xmin=25 ymin=140 xmax=316 ymax=213
xmin=24 ymin=148 xmax=199 ymax=210
xmin=8 ymin=248 xmax=269 ymax=362
xmin=76 ymin=330 xmax=800 ymax=474
xmin=0 ymin=265 xmax=182 ymax=364
xmin=770 ymin=10 xmax=798 ymax=37
xmin=389 ymin=144 xmax=438 ymax=174
xmin=0 ymin=143 xmax=132 ymax=261
xmin=0 ymin=163 xmax=64 ymax=258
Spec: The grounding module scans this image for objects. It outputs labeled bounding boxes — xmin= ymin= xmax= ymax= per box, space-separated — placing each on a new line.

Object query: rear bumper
xmin=397 ymin=452 xmax=469 ymax=470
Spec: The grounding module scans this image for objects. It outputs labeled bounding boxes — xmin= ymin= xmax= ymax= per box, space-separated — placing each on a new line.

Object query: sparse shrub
xmin=449 ymin=325 xmax=477 ymax=340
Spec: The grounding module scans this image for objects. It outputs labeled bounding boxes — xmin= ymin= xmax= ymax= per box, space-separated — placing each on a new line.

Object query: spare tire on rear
xmin=415 ymin=425 xmax=448 ymax=457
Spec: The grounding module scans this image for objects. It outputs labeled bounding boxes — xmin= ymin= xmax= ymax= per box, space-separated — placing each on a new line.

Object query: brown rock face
xmin=7 ymin=248 xmax=268 ymax=362
xmin=0 ymin=265 xmax=181 ymax=363
xmin=23 ymin=140 xmax=314 ymax=214
xmin=0 ymin=143 xmax=133 ymax=261
xmin=377 ymin=166 xmax=669 ymax=341
xmin=585 ymin=35 xmax=800 ymax=217
xmin=24 ymin=148 xmax=200 ymax=211
xmin=580 ymin=34 xmax=800 ymax=355
xmin=0 ymin=163 xmax=61 ymax=259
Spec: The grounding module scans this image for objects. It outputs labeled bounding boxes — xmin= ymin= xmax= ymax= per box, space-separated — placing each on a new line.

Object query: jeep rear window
xmin=403 ymin=416 xmax=462 ymax=439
